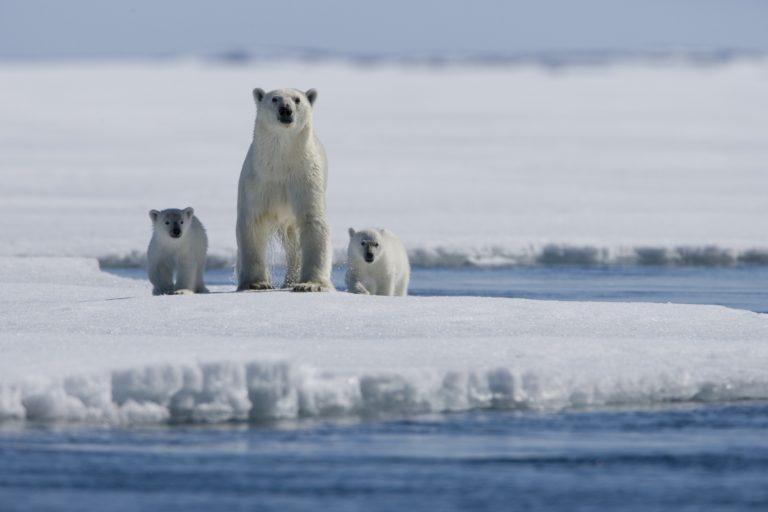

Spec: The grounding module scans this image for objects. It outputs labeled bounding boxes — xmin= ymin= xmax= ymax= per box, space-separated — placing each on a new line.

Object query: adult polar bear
xmin=236 ymin=87 xmax=334 ymax=292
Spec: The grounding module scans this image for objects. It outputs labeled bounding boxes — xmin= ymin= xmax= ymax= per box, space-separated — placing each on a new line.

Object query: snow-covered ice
xmin=1 ymin=257 xmax=767 ymax=424
xmin=1 ymin=59 xmax=767 ymax=425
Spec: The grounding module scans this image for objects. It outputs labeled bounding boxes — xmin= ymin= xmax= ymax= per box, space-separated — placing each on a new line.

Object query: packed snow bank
xmin=1 ymin=61 xmax=767 ymax=267
xmin=1 ymin=257 xmax=767 ymax=424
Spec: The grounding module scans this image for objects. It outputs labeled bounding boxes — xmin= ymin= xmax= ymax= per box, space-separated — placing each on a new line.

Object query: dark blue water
xmin=109 ymin=265 xmax=768 ymax=312
xmin=5 ymin=265 xmax=764 ymax=511
xmin=2 ymin=403 xmax=768 ymax=511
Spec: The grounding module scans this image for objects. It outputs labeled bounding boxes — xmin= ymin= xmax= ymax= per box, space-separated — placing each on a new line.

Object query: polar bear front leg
xmin=175 ymin=255 xmax=206 ymax=294
xmin=394 ymin=275 xmax=409 ymax=296
xmin=293 ymin=213 xmax=334 ymax=292
xmin=382 ymin=279 xmax=397 ymax=297
xmin=149 ymin=259 xmax=175 ymax=296
xmin=236 ymin=214 xmax=273 ymax=291
xmin=174 ymin=261 xmax=197 ymax=295
xmin=344 ymin=268 xmax=368 ymax=294
xmin=194 ymin=264 xmax=209 ymax=294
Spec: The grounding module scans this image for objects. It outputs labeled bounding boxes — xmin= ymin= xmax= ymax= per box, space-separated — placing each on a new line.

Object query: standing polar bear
xmin=346 ymin=227 xmax=410 ymax=296
xmin=147 ymin=207 xmax=208 ymax=295
xmin=236 ymin=87 xmax=333 ymax=292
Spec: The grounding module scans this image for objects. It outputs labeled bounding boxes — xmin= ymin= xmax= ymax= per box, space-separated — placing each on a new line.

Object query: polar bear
xmin=236 ymin=87 xmax=334 ymax=292
xmin=147 ymin=207 xmax=208 ymax=295
xmin=346 ymin=227 xmax=410 ymax=296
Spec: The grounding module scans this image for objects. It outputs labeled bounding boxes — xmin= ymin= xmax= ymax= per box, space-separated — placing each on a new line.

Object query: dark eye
xmin=165 ymin=221 xmax=170 ymax=225
xmin=180 ymin=220 xmax=184 ymax=224
xmin=374 ymin=243 xmax=379 ymax=247
xmin=361 ymin=242 xmax=365 ymax=246
xmin=294 ymin=97 xmax=300 ymax=104
xmin=271 ymin=97 xmax=278 ymax=103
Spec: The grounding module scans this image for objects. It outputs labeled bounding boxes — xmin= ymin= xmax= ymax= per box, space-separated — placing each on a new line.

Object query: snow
xmin=1 ymin=59 xmax=767 ymax=424
xmin=1 ymin=60 xmax=767 ymax=267
xmin=1 ymin=257 xmax=767 ymax=424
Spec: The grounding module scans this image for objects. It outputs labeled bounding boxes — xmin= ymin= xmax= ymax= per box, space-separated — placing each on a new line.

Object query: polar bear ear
xmin=149 ymin=210 xmax=159 ymax=222
xmin=348 ymin=227 xmax=355 ymax=237
xmin=253 ymin=88 xmax=265 ymax=103
xmin=183 ymin=207 xmax=194 ymax=219
xmin=305 ymin=89 xmax=317 ymax=106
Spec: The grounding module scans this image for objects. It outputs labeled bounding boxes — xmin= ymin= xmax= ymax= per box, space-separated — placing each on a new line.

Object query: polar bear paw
xmin=238 ymin=282 xmax=274 ymax=292
xmin=173 ymin=289 xmax=194 ymax=295
xmin=293 ymin=281 xmax=335 ymax=293
xmin=350 ymin=283 xmax=370 ymax=295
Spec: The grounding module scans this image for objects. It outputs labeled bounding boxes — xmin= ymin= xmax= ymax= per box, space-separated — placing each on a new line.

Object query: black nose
xmin=364 ymin=253 xmax=374 ymax=263
xmin=279 ymin=106 xmax=293 ymax=116
xmin=172 ymin=228 xmax=181 ymax=237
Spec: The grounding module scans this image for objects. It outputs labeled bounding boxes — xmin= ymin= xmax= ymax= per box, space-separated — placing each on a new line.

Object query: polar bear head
xmin=348 ymin=227 xmax=382 ymax=264
xmin=149 ymin=207 xmax=195 ymax=240
xmin=253 ymin=88 xmax=318 ymax=132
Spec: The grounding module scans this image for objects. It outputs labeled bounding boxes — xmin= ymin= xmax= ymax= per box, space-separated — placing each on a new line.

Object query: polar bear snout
xmin=277 ymin=105 xmax=294 ymax=124
xmin=357 ymin=238 xmax=380 ymax=263
xmin=170 ymin=224 xmax=182 ymax=238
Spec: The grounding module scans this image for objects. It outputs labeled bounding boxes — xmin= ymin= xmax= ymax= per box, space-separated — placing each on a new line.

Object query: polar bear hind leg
xmin=279 ymin=224 xmax=301 ymax=289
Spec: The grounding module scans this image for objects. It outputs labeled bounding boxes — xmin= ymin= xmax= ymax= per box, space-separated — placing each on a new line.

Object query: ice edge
xmin=2 ymin=359 xmax=766 ymax=425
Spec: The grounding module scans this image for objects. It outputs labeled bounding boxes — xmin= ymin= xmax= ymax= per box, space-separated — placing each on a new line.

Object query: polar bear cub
xmin=346 ymin=227 xmax=410 ymax=296
xmin=147 ymin=207 xmax=208 ymax=295
xmin=236 ymin=87 xmax=333 ymax=293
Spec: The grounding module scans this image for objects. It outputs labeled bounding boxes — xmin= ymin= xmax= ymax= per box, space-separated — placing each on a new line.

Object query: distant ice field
xmin=1 ymin=59 xmax=767 ymax=267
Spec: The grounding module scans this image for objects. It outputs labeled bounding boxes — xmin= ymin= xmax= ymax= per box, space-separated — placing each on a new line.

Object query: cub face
xmin=252 ymin=88 xmax=317 ymax=131
xmin=149 ymin=207 xmax=194 ymax=240
xmin=348 ymin=228 xmax=382 ymax=264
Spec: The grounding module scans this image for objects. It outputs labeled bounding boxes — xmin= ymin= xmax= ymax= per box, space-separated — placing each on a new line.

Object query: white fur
xmin=147 ymin=207 xmax=208 ymax=295
xmin=346 ymin=227 xmax=410 ymax=296
xmin=236 ymin=87 xmax=333 ymax=292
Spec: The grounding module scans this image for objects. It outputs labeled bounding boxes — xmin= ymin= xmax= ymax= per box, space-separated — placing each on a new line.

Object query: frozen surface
xmin=1 ymin=257 xmax=767 ymax=424
xmin=2 ymin=60 xmax=768 ymax=425
xmin=1 ymin=60 xmax=767 ymax=267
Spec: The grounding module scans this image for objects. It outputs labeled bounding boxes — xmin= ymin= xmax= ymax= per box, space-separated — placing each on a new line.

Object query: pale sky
xmin=0 ymin=0 xmax=766 ymax=59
